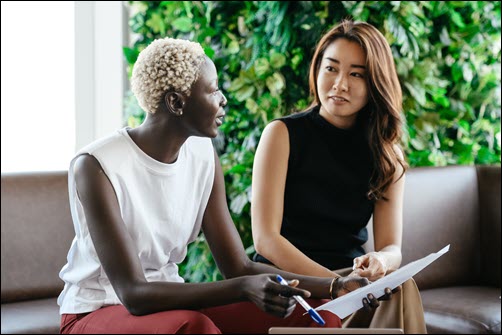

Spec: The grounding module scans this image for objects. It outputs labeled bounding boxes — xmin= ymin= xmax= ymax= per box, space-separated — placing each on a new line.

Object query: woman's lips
xmin=329 ymin=96 xmax=349 ymax=104
xmin=215 ymin=115 xmax=224 ymax=126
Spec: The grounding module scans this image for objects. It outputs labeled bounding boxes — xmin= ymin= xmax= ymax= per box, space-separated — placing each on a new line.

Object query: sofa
xmin=406 ymin=165 xmax=500 ymax=334
xmin=1 ymin=165 xmax=500 ymax=334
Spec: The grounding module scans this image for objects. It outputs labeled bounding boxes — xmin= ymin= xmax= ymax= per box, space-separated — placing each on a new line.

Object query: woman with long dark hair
xmin=251 ymin=20 xmax=426 ymax=333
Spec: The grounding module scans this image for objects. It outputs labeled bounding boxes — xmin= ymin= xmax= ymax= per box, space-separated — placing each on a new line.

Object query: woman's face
xmin=183 ymin=57 xmax=227 ymax=138
xmin=317 ymin=38 xmax=368 ymax=129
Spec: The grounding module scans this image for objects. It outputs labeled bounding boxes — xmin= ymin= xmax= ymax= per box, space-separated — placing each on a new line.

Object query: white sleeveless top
xmin=57 ymin=127 xmax=215 ymax=314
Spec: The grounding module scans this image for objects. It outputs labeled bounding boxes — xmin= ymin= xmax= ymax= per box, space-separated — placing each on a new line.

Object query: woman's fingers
xmin=377 ymin=286 xmax=401 ymax=301
xmin=263 ymin=299 xmax=296 ymax=318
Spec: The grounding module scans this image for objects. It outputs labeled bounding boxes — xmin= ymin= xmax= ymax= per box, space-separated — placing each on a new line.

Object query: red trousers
xmin=61 ymin=299 xmax=340 ymax=334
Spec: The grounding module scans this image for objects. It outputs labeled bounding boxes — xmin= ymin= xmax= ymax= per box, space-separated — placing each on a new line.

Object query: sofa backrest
xmin=1 ymin=171 xmax=74 ymax=303
xmin=400 ymin=165 xmax=481 ymax=290
xmin=364 ymin=165 xmax=501 ymax=290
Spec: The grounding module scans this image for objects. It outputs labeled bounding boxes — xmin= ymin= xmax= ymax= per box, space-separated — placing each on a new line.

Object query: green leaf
xmin=458 ymin=120 xmax=470 ymax=134
xmin=245 ymin=98 xmax=259 ymax=114
xmin=227 ymin=164 xmax=247 ymax=174
xmin=291 ymin=54 xmax=302 ymax=70
xmin=270 ymin=52 xmax=286 ymax=69
xmin=450 ymin=11 xmax=466 ymax=28
xmin=434 ymin=96 xmax=450 ymax=108
xmin=203 ymin=46 xmax=215 ymax=59
xmin=228 ymin=77 xmax=246 ymax=92
xmin=408 ymin=150 xmax=434 ymax=166
xmin=146 ymin=13 xmax=166 ymax=35
xmin=254 ymin=58 xmax=270 ymax=76
xmin=171 ymin=17 xmax=193 ymax=32
xmin=476 ymin=146 xmax=498 ymax=164
xmin=462 ymin=62 xmax=474 ymax=83
xmin=227 ymin=40 xmax=240 ymax=55
xmin=451 ymin=63 xmax=463 ymax=82
xmin=410 ymin=137 xmax=428 ymax=150
xmin=266 ymin=72 xmax=285 ymax=95
xmin=230 ymin=193 xmax=248 ymax=215
xmin=245 ymin=244 xmax=256 ymax=255
xmin=439 ymin=27 xmax=452 ymax=46
xmin=404 ymin=82 xmax=426 ymax=106
xmin=122 ymin=47 xmax=139 ymax=65
xmin=234 ymin=85 xmax=255 ymax=102
xmin=428 ymin=150 xmax=448 ymax=166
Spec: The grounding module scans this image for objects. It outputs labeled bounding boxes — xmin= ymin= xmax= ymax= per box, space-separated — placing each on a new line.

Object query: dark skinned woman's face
xmin=182 ymin=57 xmax=227 ymax=138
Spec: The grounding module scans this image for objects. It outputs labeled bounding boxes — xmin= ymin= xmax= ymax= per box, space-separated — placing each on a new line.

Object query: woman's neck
xmin=128 ymin=115 xmax=188 ymax=164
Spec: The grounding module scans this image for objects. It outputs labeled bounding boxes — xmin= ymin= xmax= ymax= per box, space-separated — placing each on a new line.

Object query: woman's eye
xmin=352 ymin=73 xmax=364 ymax=78
xmin=326 ymin=66 xmax=336 ymax=72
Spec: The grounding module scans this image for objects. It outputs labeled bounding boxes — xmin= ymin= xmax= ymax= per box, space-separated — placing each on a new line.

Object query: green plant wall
xmin=123 ymin=1 xmax=501 ymax=282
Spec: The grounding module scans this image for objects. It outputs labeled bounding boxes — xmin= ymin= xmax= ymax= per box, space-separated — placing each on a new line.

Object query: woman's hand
xmin=332 ymin=276 xmax=370 ymax=299
xmin=350 ymin=252 xmax=388 ymax=281
xmin=241 ymin=274 xmax=309 ymax=318
xmin=332 ymin=275 xmax=397 ymax=311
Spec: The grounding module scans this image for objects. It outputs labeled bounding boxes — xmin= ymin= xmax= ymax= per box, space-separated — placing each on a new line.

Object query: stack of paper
xmin=315 ymin=245 xmax=450 ymax=319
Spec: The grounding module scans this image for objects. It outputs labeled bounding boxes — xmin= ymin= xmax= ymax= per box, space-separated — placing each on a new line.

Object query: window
xmin=1 ymin=1 xmax=75 ymax=172
xmin=1 ymin=1 xmax=126 ymax=173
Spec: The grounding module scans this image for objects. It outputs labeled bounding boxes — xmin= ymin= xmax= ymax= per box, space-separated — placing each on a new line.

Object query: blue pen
xmin=276 ymin=275 xmax=325 ymax=326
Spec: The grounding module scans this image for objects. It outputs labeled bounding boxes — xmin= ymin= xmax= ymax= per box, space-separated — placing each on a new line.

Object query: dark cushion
xmin=421 ymin=286 xmax=501 ymax=334
xmin=1 ymin=298 xmax=60 ymax=334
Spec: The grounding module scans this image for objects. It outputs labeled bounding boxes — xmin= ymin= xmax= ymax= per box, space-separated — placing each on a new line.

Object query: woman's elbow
xmin=124 ymin=304 xmax=145 ymax=316
xmin=254 ymin=234 xmax=275 ymax=257
xmin=116 ymin=285 xmax=148 ymax=316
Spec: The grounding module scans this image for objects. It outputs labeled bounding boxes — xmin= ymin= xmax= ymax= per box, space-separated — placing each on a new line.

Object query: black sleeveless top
xmin=254 ymin=105 xmax=375 ymax=270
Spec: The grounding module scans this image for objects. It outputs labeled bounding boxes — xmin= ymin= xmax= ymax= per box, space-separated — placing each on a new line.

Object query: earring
xmin=179 ymin=102 xmax=184 ymax=116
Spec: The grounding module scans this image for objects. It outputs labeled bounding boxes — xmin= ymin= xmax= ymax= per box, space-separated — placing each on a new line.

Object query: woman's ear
xmin=164 ymin=92 xmax=185 ymax=116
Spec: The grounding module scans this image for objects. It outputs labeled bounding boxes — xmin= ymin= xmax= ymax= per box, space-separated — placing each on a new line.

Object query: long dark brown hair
xmin=308 ymin=19 xmax=408 ymax=201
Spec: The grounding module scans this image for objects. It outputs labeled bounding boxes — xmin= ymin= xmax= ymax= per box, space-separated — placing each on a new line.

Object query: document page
xmin=315 ymin=245 xmax=450 ymax=319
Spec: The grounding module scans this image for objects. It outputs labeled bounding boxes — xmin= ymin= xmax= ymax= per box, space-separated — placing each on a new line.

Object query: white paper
xmin=315 ymin=245 xmax=450 ymax=319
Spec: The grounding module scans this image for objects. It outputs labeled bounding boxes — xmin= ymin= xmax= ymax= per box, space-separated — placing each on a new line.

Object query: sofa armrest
xmin=477 ymin=165 xmax=501 ymax=287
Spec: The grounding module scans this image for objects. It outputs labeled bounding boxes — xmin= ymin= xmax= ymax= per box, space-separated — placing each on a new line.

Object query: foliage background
xmin=123 ymin=1 xmax=501 ymax=282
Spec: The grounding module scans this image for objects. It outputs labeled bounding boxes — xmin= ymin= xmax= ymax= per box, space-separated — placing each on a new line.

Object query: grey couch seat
xmin=1 ymin=298 xmax=60 ymax=334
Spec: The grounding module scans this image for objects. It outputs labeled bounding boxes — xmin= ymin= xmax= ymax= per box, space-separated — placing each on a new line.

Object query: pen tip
xmin=308 ymin=309 xmax=326 ymax=326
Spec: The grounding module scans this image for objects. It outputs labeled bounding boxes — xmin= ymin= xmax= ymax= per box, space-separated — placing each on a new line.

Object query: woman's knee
xmin=172 ymin=310 xmax=221 ymax=334
xmin=402 ymin=278 xmax=421 ymax=293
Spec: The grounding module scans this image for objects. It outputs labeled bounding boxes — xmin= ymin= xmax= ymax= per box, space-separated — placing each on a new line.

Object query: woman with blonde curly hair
xmin=57 ymin=37 xmax=381 ymax=334
xmin=251 ymin=20 xmax=427 ymax=333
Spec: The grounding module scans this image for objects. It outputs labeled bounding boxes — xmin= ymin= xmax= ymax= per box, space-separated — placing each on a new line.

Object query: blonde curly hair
xmin=131 ymin=37 xmax=206 ymax=114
